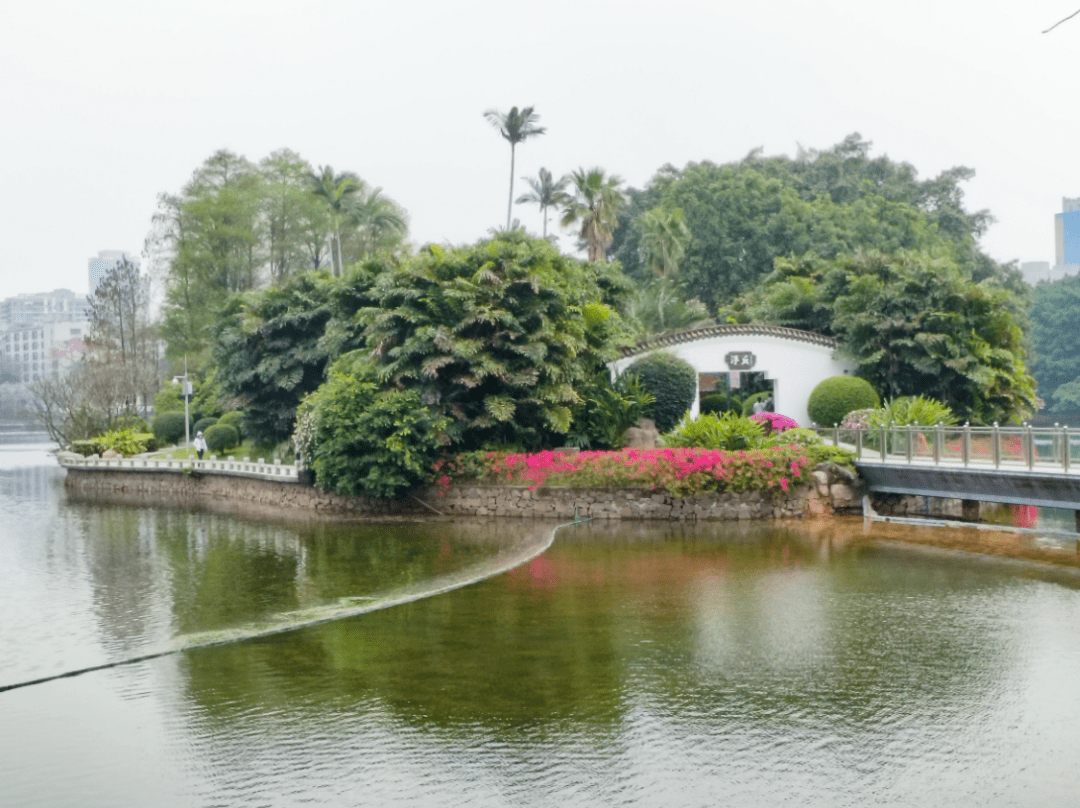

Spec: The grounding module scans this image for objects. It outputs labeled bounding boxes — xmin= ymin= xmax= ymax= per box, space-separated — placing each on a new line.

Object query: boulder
xmin=623 ymin=418 xmax=661 ymax=449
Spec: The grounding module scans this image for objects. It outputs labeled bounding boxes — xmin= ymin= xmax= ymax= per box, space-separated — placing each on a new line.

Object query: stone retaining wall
xmin=62 ymin=462 xmax=865 ymax=521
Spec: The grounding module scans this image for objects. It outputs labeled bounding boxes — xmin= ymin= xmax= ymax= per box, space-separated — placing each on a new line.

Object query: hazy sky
xmin=2 ymin=0 xmax=1078 ymax=299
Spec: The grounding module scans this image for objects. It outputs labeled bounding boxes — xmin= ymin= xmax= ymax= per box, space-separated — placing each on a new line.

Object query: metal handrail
xmin=817 ymin=424 xmax=1079 ymax=475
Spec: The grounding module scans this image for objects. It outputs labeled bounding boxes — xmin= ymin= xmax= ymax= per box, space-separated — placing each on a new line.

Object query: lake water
xmin=2 ymin=442 xmax=1080 ymax=807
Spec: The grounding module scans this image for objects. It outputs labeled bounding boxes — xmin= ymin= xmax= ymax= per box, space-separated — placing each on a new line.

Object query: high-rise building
xmin=1053 ymin=198 xmax=1080 ymax=280
xmin=0 ymin=321 xmax=87 ymax=384
xmin=88 ymin=249 xmax=139 ymax=295
xmin=0 ymin=289 xmax=89 ymax=330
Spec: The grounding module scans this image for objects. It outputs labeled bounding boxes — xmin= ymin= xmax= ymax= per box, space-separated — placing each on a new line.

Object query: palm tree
xmin=516 ymin=168 xmax=569 ymax=239
xmin=307 ymin=166 xmax=361 ymax=276
xmin=484 ymin=106 xmax=546 ymax=230
xmin=638 ymin=207 xmax=692 ymax=281
xmin=347 ymin=186 xmax=408 ymax=259
xmin=560 ymin=167 xmax=626 ymax=263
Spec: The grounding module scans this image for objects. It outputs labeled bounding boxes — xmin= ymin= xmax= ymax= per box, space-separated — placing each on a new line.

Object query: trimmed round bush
xmin=807 ymin=376 xmax=879 ymax=427
xmin=203 ymin=424 xmax=239 ymax=453
xmin=152 ymin=411 xmax=190 ymax=445
xmin=626 ymin=352 xmax=697 ymax=433
xmin=217 ymin=411 xmax=245 ymax=440
xmin=193 ymin=417 xmax=218 ymax=436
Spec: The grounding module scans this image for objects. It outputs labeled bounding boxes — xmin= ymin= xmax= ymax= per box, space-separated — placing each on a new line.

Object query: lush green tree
xmin=1029 ymin=275 xmax=1080 ymax=408
xmin=356 ymin=233 xmax=631 ymax=450
xmin=638 ymin=207 xmax=692 ymax=281
xmin=259 ymin=149 xmax=328 ymax=282
xmin=299 ymin=353 xmax=451 ymax=499
xmin=516 ymin=167 xmax=569 ymax=239
xmin=750 ymin=250 xmax=1036 ymax=424
xmin=484 ymin=106 xmax=546 ymax=230
xmin=610 ymin=136 xmax=1017 ymax=314
xmin=560 ymin=168 xmax=626 ymax=263
xmin=212 ymin=272 xmax=340 ymax=444
xmin=308 ymin=166 xmax=362 ymax=277
xmin=338 ymin=185 xmax=408 ymax=262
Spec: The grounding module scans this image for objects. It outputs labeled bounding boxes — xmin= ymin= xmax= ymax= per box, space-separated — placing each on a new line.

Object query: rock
xmin=102 ymin=449 xmax=121 ymax=459
xmin=623 ymin=418 xmax=661 ymax=449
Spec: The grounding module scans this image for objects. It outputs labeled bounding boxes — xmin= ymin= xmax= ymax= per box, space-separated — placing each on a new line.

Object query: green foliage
xmin=1029 ymin=275 xmax=1080 ymax=408
xmin=807 ymin=375 xmax=880 ymax=427
xmin=193 ymin=417 xmax=218 ymax=435
xmin=663 ymin=411 xmax=766 ymax=451
xmin=112 ymin=414 xmax=149 ymax=433
xmin=869 ymin=395 xmax=958 ymax=427
xmin=301 ymin=355 xmax=451 ymax=499
xmin=755 ymin=250 xmax=1033 ymax=424
xmin=71 ymin=429 xmax=155 ymax=457
xmin=217 ymin=411 xmax=246 ymax=439
xmin=1049 ymin=377 xmax=1080 ymax=416
xmin=609 ymin=135 xmax=1015 ymax=314
xmin=626 ymin=352 xmax=697 ymax=433
xmin=357 ymin=233 xmax=631 ymax=451
xmin=203 ymin=424 xmax=239 ymax=452
xmin=154 ymin=384 xmax=185 ymax=414
xmin=567 ymin=372 xmax=656 ymax=450
xmin=152 ymin=411 xmax=191 ymax=445
xmin=803 ymin=444 xmax=857 ymax=469
xmin=763 ymin=427 xmax=823 ymax=448
xmin=700 ymin=392 xmax=740 ymax=415
xmin=740 ymin=391 xmax=771 ymax=417
xmin=212 ymin=271 xmax=341 ymax=444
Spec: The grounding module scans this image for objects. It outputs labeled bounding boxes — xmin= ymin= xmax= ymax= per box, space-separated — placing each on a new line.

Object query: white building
xmin=88 ymin=249 xmax=139 ymax=295
xmin=1 ymin=321 xmax=88 ymax=384
xmin=611 ymin=324 xmax=857 ymax=428
xmin=0 ymin=289 xmax=89 ymax=330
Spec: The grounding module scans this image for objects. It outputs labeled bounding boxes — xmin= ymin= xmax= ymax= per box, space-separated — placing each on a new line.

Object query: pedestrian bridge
xmin=827 ymin=424 xmax=1080 ymax=513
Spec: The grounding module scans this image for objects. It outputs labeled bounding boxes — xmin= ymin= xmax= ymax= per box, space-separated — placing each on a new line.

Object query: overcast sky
xmin=2 ymin=0 xmax=1078 ymax=300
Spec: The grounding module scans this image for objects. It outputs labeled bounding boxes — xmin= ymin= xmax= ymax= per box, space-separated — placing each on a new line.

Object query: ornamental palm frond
xmin=484 ymin=106 xmax=546 ymax=230
xmin=307 ymin=166 xmax=362 ymax=276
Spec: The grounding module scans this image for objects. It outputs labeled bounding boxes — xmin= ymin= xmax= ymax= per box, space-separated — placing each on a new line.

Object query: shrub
xmin=700 ymin=392 xmax=739 ymax=415
xmin=869 ymin=395 xmax=958 ymax=427
xmin=301 ymin=355 xmax=451 ymax=499
xmin=193 ymin=417 xmax=218 ymax=436
xmin=663 ymin=411 xmax=766 ymax=451
xmin=740 ymin=391 xmax=770 ymax=417
xmin=807 ymin=376 xmax=879 ymax=427
xmin=152 ymin=411 xmax=191 ymax=445
xmin=626 ymin=352 xmax=697 ymax=433
xmin=763 ymin=426 xmax=822 ymax=448
xmin=112 ymin=414 xmax=149 ymax=432
xmin=750 ymin=412 xmax=798 ymax=435
xmin=568 ymin=372 xmax=655 ymax=450
xmin=203 ymin=424 xmax=239 ymax=453
xmin=217 ymin=411 xmax=246 ymax=440
xmin=70 ymin=429 xmax=155 ymax=457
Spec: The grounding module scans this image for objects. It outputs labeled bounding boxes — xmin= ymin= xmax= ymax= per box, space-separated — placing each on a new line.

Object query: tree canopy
xmin=743 ymin=250 xmax=1036 ymax=424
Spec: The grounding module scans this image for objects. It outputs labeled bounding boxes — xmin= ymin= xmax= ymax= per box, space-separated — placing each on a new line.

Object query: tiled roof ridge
xmin=619 ymin=323 xmax=840 ymax=357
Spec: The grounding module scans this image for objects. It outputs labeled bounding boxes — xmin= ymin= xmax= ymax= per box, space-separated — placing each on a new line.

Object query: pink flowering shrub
xmin=750 ymin=412 xmax=799 ymax=433
xmin=433 ymin=446 xmax=811 ymax=498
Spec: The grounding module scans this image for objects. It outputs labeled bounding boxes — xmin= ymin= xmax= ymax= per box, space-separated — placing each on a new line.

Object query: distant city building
xmin=0 ymin=289 xmax=89 ymax=330
xmin=1021 ymin=262 xmax=1051 ymax=285
xmin=88 ymin=249 xmax=139 ymax=295
xmin=1 ymin=320 xmax=88 ymax=384
xmin=1053 ymin=197 xmax=1080 ymax=281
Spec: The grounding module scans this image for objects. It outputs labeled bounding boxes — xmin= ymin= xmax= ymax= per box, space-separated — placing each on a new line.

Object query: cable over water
xmin=0 ymin=516 xmax=590 ymax=694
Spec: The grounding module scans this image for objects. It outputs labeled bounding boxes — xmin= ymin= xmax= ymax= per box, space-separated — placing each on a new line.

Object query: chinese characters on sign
xmin=724 ymin=351 xmax=756 ymax=370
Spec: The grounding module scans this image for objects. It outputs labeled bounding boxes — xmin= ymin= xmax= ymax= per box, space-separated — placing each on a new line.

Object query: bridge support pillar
xmin=961 ymin=499 xmax=980 ymax=522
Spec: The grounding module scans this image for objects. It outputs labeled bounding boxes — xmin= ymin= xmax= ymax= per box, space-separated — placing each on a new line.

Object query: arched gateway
xmin=611 ymin=324 xmax=857 ymax=428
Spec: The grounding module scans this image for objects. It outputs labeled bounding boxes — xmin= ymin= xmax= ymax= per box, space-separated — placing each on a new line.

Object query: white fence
xmin=60 ymin=454 xmax=299 ymax=482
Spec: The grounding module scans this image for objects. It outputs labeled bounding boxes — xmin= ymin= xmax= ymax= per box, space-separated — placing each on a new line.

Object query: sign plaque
xmin=725 ymin=351 xmax=756 ymax=370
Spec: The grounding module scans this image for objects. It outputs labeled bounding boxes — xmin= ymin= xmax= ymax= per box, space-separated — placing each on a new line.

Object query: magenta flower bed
xmin=440 ymin=446 xmax=811 ymax=498
xmin=750 ymin=412 xmax=799 ymax=432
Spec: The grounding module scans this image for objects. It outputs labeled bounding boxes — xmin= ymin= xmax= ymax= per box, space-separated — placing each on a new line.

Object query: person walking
xmin=193 ymin=431 xmax=208 ymax=460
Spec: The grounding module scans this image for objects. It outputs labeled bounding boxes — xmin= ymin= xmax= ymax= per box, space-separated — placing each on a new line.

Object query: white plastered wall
xmin=612 ymin=333 xmax=857 ymax=427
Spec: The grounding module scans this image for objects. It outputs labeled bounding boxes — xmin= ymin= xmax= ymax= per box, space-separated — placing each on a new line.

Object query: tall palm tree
xmin=347 ymin=186 xmax=408 ymax=259
xmin=307 ymin=166 xmax=361 ymax=276
xmin=638 ymin=207 xmax=692 ymax=281
xmin=560 ymin=167 xmax=626 ymax=263
xmin=516 ymin=168 xmax=569 ymax=239
xmin=484 ymin=106 xmax=546 ymax=230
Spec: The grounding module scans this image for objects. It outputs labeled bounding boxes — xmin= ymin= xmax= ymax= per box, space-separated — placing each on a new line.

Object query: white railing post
xmin=1026 ymin=424 xmax=1035 ymax=470
xmin=1066 ymin=426 xmax=1072 ymax=474
xmin=962 ymin=423 xmax=971 ymax=467
xmin=933 ymin=423 xmax=941 ymax=464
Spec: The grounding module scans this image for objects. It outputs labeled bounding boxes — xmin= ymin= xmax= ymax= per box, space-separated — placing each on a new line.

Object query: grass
xmin=147 ymin=438 xmax=287 ymax=462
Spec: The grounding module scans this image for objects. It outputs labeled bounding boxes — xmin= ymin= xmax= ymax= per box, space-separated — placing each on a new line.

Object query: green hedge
xmin=193 ymin=417 xmax=219 ymax=436
xmin=217 ymin=411 xmax=245 ymax=440
xmin=70 ymin=429 xmax=156 ymax=457
xmin=204 ymin=424 xmax=239 ymax=452
xmin=807 ymin=376 xmax=879 ymax=427
xmin=152 ymin=411 xmax=191 ymax=445
xmin=626 ymin=352 xmax=697 ymax=433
